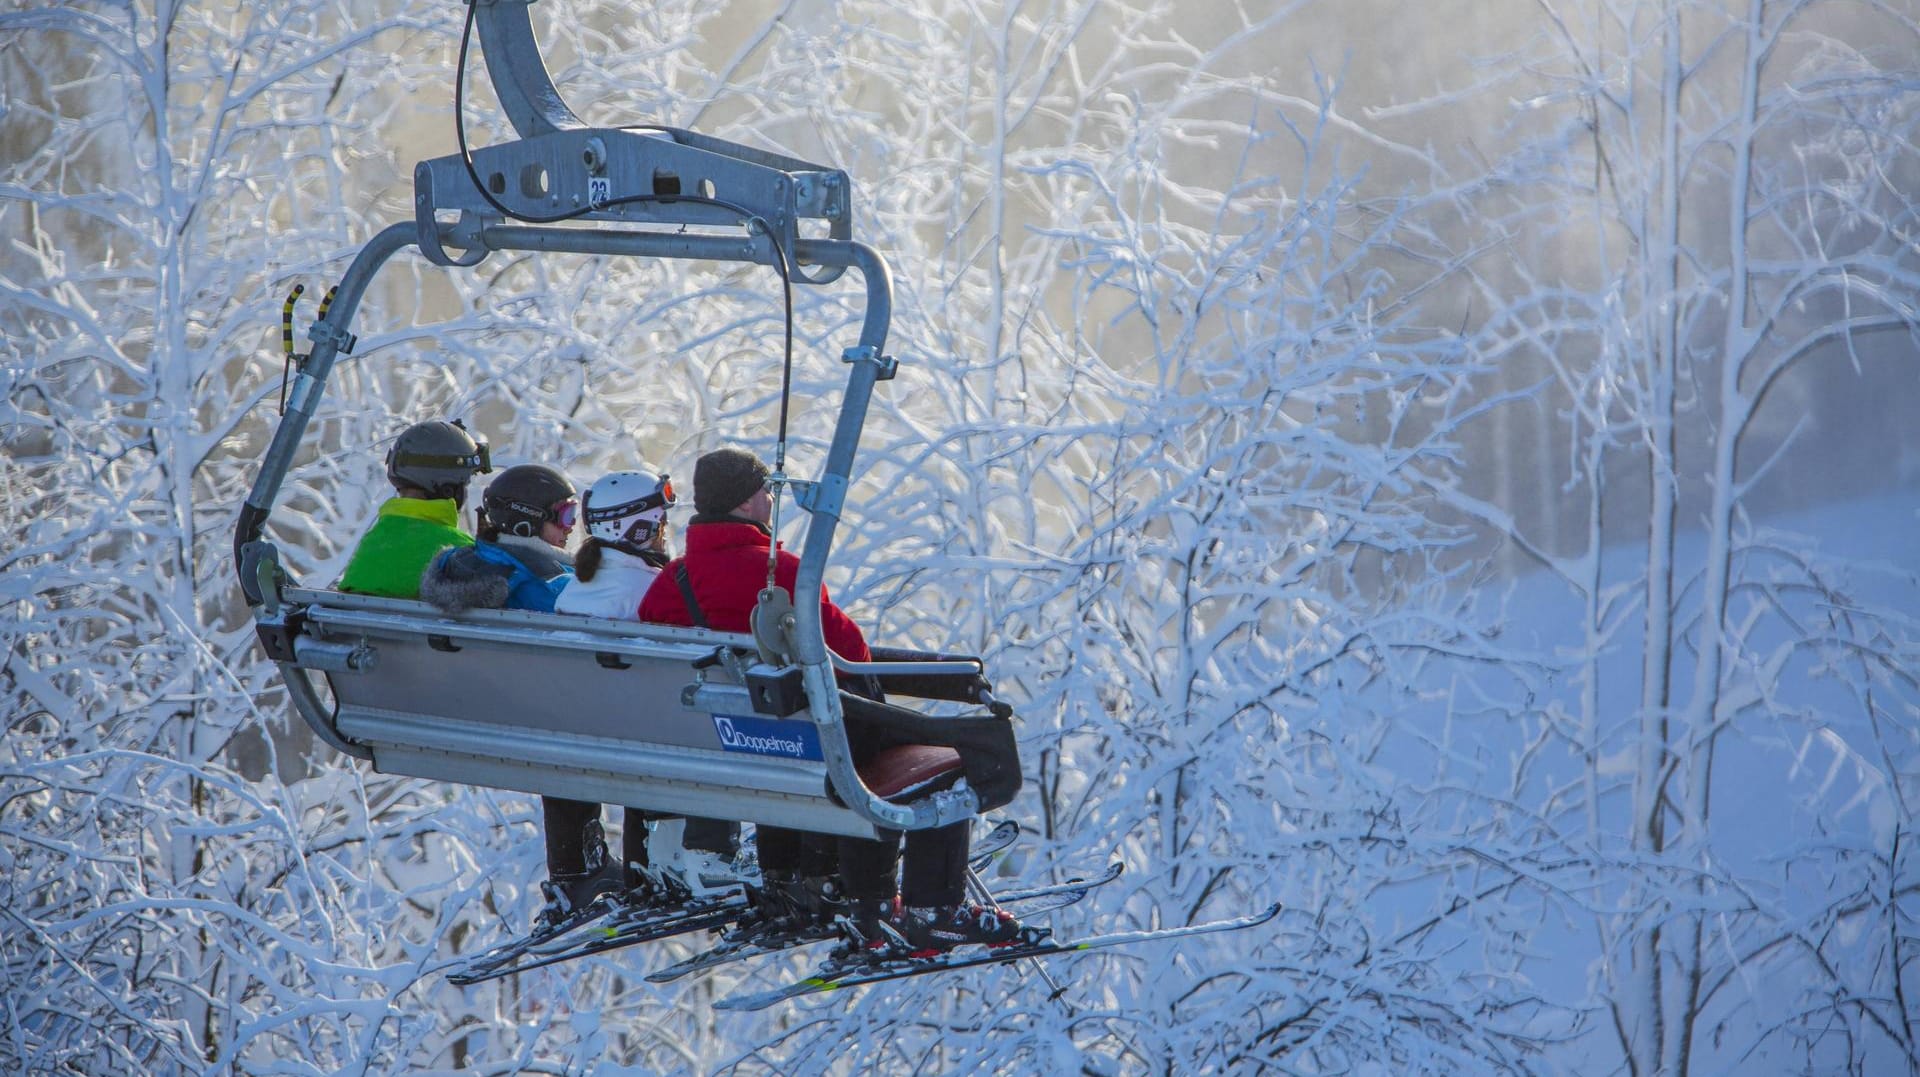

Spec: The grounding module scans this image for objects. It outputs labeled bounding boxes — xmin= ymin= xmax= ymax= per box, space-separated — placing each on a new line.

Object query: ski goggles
xmin=583 ymin=477 xmax=676 ymax=526
xmin=550 ymin=499 xmax=579 ymax=529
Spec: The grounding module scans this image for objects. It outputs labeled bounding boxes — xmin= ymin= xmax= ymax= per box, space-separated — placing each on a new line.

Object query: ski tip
xmin=1057 ymin=861 xmax=1123 ymax=896
xmin=713 ymin=976 xmax=835 ymax=1012
xmin=446 ymin=963 xmax=510 ymax=987
xmin=978 ymin=819 xmax=1019 ymax=846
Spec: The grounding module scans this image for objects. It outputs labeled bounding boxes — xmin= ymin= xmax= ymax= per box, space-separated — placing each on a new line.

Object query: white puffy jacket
xmin=552 ymin=546 xmax=662 ymax=620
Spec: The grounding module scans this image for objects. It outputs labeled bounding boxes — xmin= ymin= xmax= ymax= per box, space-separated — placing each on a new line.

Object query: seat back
xmin=286 ymin=588 xmax=889 ymax=838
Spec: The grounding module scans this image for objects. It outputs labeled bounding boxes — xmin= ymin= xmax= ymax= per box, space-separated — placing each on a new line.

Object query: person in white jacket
xmin=553 ymin=469 xmax=748 ymax=900
xmin=556 ymin=469 xmax=676 ymax=618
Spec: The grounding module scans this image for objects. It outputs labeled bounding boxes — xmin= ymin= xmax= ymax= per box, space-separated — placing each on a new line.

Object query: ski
xmin=447 ymin=818 xmax=1022 ymax=986
xmin=624 ymin=816 xmax=1020 ymax=985
xmin=985 ymin=859 xmax=1123 ymax=904
xmin=647 ymin=861 xmax=1123 ymax=985
xmin=967 ymin=818 xmax=1021 ymax=866
xmin=447 ymin=891 xmax=748 ymax=986
xmin=713 ymin=901 xmax=1283 ymax=1012
xmin=645 ymin=920 xmax=841 ymax=984
xmin=444 ymin=898 xmax=624 ymax=985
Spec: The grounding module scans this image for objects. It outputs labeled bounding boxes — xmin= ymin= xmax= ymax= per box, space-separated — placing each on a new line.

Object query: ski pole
xmin=967 ymin=866 xmax=1071 ymax=1003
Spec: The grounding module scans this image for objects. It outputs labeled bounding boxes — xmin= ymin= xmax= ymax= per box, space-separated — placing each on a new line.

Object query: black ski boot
xmin=537 ymin=863 xmax=624 ymax=932
xmin=535 ymin=824 xmax=624 ymax=932
xmin=842 ymin=894 xmax=904 ymax=957
xmin=752 ymin=870 xmax=845 ymax=933
xmin=897 ymin=902 xmax=1021 ymax=956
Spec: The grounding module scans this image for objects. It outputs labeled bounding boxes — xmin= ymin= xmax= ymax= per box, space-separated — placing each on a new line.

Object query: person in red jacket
xmin=638 ymin=447 xmax=1020 ymax=953
xmin=637 ymin=452 xmax=870 ymax=663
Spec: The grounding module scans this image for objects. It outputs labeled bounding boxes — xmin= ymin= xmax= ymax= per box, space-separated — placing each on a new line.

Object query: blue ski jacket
xmin=422 ymin=535 xmax=573 ymax=613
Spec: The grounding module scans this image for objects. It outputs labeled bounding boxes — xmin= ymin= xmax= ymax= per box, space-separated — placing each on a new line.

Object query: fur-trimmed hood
xmin=422 ymin=537 xmax=574 ymax=614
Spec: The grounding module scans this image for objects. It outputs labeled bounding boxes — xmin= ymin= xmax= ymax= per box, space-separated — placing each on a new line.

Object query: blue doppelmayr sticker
xmin=711 ymin=714 xmax=824 ymax=761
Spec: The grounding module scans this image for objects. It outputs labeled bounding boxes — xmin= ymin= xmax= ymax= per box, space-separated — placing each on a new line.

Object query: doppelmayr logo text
xmin=714 ymin=716 xmax=808 ymax=758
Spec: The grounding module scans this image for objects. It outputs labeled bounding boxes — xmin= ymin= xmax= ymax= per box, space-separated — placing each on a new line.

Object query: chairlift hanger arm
xmin=435 ymin=0 xmax=851 ymax=280
xmin=468 ymin=0 xmax=579 ymax=139
xmin=464 ymin=0 xmax=846 ymax=176
xmin=240 ymin=0 xmax=864 ymax=576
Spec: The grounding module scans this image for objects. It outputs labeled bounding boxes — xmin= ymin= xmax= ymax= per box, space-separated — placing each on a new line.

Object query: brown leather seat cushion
xmin=858 ymin=743 xmax=964 ymax=800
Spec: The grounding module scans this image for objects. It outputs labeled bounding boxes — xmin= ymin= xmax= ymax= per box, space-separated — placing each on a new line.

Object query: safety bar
xmin=829 ymin=655 xmax=984 ymax=677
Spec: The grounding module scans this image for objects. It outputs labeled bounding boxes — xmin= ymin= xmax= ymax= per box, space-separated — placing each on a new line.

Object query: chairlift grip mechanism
xmin=307 ymin=319 xmax=356 ymax=355
xmin=420 ymin=0 xmax=852 ymax=278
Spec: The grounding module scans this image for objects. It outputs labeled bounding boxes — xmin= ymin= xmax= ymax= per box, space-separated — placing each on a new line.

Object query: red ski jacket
xmin=637 ymin=520 xmax=872 ymax=664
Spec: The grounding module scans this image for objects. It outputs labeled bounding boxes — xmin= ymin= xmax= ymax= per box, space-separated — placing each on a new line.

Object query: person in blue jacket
xmin=422 ymin=463 xmax=619 ymax=926
xmin=422 ymin=463 xmax=577 ymax=613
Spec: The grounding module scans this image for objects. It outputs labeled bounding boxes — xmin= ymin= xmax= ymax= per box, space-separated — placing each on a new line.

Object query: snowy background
xmin=3 ymin=0 xmax=1918 ymax=1073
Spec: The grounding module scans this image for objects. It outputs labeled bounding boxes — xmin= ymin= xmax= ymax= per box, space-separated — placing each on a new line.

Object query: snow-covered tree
xmin=6 ymin=0 xmax=1916 ymax=1073
xmin=0 ymin=3 xmax=566 ymax=1071
xmin=1376 ymin=0 xmax=1920 ymax=1071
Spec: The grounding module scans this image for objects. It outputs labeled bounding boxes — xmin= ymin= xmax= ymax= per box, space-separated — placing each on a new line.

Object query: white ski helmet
xmin=582 ymin=470 xmax=675 ymax=549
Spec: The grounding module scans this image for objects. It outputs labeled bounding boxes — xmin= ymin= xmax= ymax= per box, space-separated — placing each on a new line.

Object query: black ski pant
xmin=839 ymin=820 xmax=971 ymax=908
xmin=543 ymin=797 xmax=738 ymax=879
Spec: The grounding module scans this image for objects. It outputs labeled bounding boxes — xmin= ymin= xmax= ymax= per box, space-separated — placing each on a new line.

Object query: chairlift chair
xmin=233 ymin=0 xmax=1020 ymax=840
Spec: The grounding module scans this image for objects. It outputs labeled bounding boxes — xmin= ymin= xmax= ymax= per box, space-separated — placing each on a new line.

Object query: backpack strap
xmin=674 ymin=564 xmax=709 ymax=629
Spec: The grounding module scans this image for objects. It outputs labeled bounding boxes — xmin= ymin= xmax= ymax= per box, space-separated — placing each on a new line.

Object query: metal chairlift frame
xmin=232 ymin=0 xmax=1018 ymax=840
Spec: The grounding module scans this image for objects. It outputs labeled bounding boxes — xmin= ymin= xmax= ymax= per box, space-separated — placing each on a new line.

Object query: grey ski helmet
xmin=482 ymin=464 xmax=578 ymax=538
xmin=583 ymin=470 xmax=675 ymax=550
xmin=386 ymin=420 xmax=490 ymax=504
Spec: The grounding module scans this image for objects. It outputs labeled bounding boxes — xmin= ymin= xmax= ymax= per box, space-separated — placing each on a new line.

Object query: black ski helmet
xmin=482 ymin=464 xmax=577 ymax=538
xmin=386 ymin=420 xmax=490 ymax=505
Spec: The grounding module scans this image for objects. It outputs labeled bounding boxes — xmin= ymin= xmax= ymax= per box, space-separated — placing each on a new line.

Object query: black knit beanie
xmin=692 ymin=447 xmax=770 ymax=516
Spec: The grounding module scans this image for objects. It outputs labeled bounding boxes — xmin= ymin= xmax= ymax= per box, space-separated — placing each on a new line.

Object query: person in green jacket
xmin=338 ymin=420 xmax=492 ymax=598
